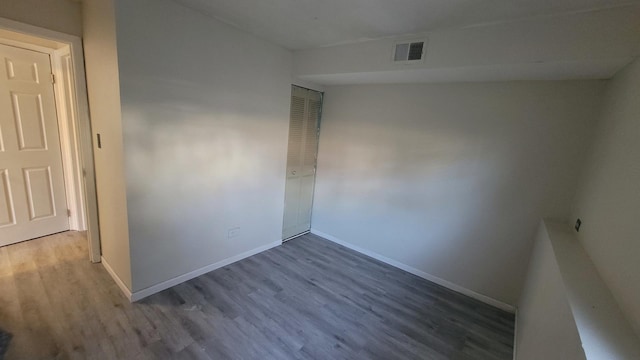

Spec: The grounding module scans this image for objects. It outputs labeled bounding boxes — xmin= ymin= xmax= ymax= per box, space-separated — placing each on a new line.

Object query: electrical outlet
xmin=575 ymin=218 xmax=582 ymax=232
xmin=228 ymin=227 xmax=240 ymax=239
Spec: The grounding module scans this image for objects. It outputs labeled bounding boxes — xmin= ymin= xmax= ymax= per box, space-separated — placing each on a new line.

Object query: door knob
xmin=291 ymin=170 xmax=297 ymax=175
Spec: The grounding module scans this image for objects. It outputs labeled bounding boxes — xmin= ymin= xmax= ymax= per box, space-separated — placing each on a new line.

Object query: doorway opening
xmin=282 ymin=85 xmax=323 ymax=241
xmin=0 ymin=18 xmax=100 ymax=262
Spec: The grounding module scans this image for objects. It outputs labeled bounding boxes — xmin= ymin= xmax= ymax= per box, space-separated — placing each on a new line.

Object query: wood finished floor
xmin=0 ymin=231 xmax=515 ymax=360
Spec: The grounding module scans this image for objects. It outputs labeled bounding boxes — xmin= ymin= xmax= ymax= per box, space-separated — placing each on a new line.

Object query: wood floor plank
xmin=0 ymin=231 xmax=514 ymax=359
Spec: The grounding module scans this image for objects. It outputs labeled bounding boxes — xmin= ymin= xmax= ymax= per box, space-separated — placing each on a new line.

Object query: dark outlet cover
xmin=575 ymin=218 xmax=582 ymax=232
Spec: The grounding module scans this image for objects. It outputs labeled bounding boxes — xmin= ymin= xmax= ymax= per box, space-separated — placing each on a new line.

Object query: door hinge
xmin=67 ymin=209 xmax=71 ymax=217
xmin=51 ymin=73 xmax=56 ymax=84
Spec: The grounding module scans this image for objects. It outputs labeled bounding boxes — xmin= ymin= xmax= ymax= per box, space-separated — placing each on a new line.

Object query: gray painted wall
xmin=312 ymin=81 xmax=604 ymax=305
xmin=83 ymin=0 xmax=132 ymax=288
xmin=571 ymin=58 xmax=640 ymax=337
xmin=114 ymin=0 xmax=293 ymax=291
xmin=0 ymin=0 xmax=82 ymax=36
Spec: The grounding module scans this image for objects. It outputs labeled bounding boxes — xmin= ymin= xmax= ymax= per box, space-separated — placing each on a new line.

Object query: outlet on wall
xmin=228 ymin=227 xmax=240 ymax=239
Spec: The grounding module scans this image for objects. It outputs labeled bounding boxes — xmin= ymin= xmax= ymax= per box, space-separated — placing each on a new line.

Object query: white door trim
xmin=51 ymin=46 xmax=84 ymax=231
xmin=0 ymin=17 xmax=101 ymax=262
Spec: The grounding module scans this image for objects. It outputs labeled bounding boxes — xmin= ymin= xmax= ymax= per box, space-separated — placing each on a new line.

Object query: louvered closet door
xmin=0 ymin=44 xmax=69 ymax=247
xmin=282 ymin=86 xmax=322 ymax=240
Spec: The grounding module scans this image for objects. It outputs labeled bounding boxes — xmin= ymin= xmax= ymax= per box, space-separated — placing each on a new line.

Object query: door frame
xmin=0 ymin=17 xmax=101 ymax=262
xmin=282 ymin=85 xmax=324 ymax=241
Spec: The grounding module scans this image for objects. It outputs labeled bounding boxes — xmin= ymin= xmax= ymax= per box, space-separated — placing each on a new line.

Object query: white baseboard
xmin=129 ymin=240 xmax=282 ymax=302
xmin=101 ymin=256 xmax=133 ymax=301
xmin=310 ymin=228 xmax=515 ymax=313
xmin=513 ymin=307 xmax=519 ymax=360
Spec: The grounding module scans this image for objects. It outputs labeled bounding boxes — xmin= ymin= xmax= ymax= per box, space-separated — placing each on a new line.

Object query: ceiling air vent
xmin=393 ymin=40 xmax=426 ymax=63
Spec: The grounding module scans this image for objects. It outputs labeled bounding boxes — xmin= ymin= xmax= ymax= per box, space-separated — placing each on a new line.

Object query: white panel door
xmin=283 ymin=86 xmax=321 ymax=240
xmin=0 ymin=44 xmax=69 ymax=246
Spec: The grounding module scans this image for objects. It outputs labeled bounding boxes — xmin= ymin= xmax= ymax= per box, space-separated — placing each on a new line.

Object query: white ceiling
xmin=173 ymin=0 xmax=639 ymax=50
